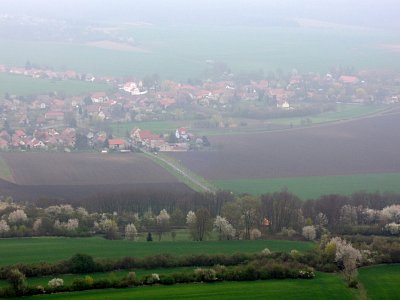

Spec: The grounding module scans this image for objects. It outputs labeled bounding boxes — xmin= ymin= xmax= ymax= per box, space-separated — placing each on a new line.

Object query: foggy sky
xmin=1 ymin=0 xmax=399 ymax=30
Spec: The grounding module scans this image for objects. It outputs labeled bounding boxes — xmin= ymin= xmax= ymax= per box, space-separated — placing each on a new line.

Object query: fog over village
xmin=0 ymin=1 xmax=399 ymax=299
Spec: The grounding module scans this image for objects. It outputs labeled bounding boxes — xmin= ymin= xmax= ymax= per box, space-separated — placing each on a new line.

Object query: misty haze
xmin=0 ymin=1 xmax=399 ymax=299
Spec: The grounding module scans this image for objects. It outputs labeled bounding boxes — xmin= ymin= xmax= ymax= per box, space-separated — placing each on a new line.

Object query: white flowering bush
xmin=298 ymin=269 xmax=315 ymax=279
xmin=261 ymin=248 xmax=271 ymax=255
xmin=76 ymin=207 xmax=88 ymax=217
xmin=8 ymin=209 xmax=28 ymax=224
xmin=54 ymin=218 xmax=79 ymax=232
xmin=125 ymin=223 xmax=138 ymax=240
xmin=249 ymin=228 xmax=261 ymax=240
xmin=315 ymin=212 xmax=328 ymax=227
xmin=48 ymin=278 xmax=64 ymax=288
xmin=385 ymin=222 xmax=400 ymax=235
xmin=213 ymin=216 xmax=236 ymax=240
xmin=380 ymin=205 xmax=400 ymax=223
xmin=186 ymin=211 xmax=196 ymax=226
xmin=302 ymin=225 xmax=316 ymax=241
xmin=326 ymin=236 xmax=362 ymax=282
xmin=156 ymin=209 xmax=170 ymax=225
xmin=45 ymin=205 xmax=74 ymax=217
xmin=194 ymin=268 xmax=217 ymax=282
xmin=0 ymin=220 xmax=10 ymax=234
xmin=32 ymin=218 xmax=42 ymax=233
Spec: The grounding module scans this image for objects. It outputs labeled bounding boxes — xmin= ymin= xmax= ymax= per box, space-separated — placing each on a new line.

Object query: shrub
xmin=302 ymin=225 xmax=317 ymax=241
xmin=48 ymin=278 xmax=64 ymax=288
xmin=194 ymin=268 xmax=217 ymax=282
xmin=6 ymin=268 xmax=27 ymax=295
xmin=261 ymin=248 xmax=271 ymax=255
xmin=72 ymin=276 xmax=94 ymax=291
xmin=159 ymin=274 xmax=175 ymax=285
xmin=68 ymin=254 xmax=96 ymax=273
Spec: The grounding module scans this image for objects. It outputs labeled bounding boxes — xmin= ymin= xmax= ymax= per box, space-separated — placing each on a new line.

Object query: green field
xmin=1 ymin=25 xmax=399 ymax=80
xmin=0 ymin=73 xmax=109 ymax=97
xmin=214 ymin=173 xmax=400 ymax=199
xmin=0 ymin=155 xmax=13 ymax=182
xmin=23 ymin=272 xmax=354 ymax=299
xmin=111 ymin=120 xmax=187 ymax=137
xmin=359 ymin=264 xmax=400 ymax=300
xmin=0 ymin=237 xmax=314 ymax=266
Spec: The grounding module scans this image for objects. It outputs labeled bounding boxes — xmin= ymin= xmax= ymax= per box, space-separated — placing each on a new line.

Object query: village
xmin=0 ymin=63 xmax=399 ymax=153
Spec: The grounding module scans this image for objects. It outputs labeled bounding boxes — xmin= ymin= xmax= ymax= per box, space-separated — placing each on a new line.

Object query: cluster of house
xmin=1 ymin=62 xmax=400 ymax=153
xmin=106 ymin=127 xmax=200 ymax=152
xmin=0 ymin=128 xmax=76 ymax=151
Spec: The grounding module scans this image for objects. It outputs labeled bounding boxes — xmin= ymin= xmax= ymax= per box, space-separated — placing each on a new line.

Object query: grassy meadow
xmin=214 ymin=173 xmax=400 ymax=199
xmin=0 ymin=237 xmax=314 ymax=266
xmin=359 ymin=264 xmax=400 ymax=300
xmin=1 ymin=26 xmax=400 ymax=80
xmin=0 ymin=73 xmax=109 ymax=97
xmin=22 ymin=272 xmax=354 ymax=300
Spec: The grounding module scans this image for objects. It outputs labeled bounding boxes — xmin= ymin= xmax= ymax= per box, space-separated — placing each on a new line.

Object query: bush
xmin=71 ymin=276 xmax=94 ymax=291
xmin=159 ymin=274 xmax=175 ymax=285
xmin=194 ymin=268 xmax=217 ymax=282
xmin=69 ymin=254 xmax=96 ymax=273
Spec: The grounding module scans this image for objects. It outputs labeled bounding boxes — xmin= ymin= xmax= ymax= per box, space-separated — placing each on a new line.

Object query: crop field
xmin=0 ymin=237 xmax=314 ymax=266
xmin=22 ymin=272 xmax=354 ymax=300
xmin=214 ymin=173 xmax=400 ymax=199
xmin=359 ymin=264 xmax=400 ymax=300
xmin=0 ymin=73 xmax=108 ymax=97
xmin=0 ymin=152 xmax=190 ymax=200
xmin=0 ymin=152 xmax=176 ymax=185
xmin=171 ymin=113 xmax=400 ymax=198
xmin=1 ymin=25 xmax=399 ymax=80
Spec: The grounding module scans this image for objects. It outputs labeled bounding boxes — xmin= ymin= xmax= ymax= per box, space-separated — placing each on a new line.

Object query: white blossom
xmin=125 ymin=223 xmax=138 ymax=240
xmin=213 ymin=216 xmax=236 ymax=239
xmin=327 ymin=237 xmax=362 ymax=266
xmin=385 ymin=222 xmax=400 ymax=235
xmin=48 ymin=278 xmax=64 ymax=288
xmin=261 ymin=248 xmax=271 ymax=255
xmin=315 ymin=212 xmax=328 ymax=227
xmin=0 ymin=220 xmax=10 ymax=233
xmin=45 ymin=205 xmax=74 ymax=217
xmin=33 ymin=218 xmax=42 ymax=232
xmin=186 ymin=211 xmax=196 ymax=226
xmin=249 ymin=228 xmax=261 ymax=240
xmin=76 ymin=207 xmax=89 ymax=217
xmin=54 ymin=218 xmax=79 ymax=231
xmin=8 ymin=209 xmax=28 ymax=224
xmin=302 ymin=225 xmax=317 ymax=241
xmin=156 ymin=209 xmax=170 ymax=225
xmin=380 ymin=205 xmax=400 ymax=223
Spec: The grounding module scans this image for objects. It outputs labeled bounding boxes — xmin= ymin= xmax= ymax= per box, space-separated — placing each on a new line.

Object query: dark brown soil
xmin=1 ymin=152 xmax=176 ymax=185
xmin=171 ymin=113 xmax=400 ymax=180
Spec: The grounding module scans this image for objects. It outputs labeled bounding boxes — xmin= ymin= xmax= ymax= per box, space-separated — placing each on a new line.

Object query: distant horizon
xmin=1 ymin=0 xmax=399 ymax=30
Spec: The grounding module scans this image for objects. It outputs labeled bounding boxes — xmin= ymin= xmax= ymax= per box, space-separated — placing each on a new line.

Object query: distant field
xmin=214 ymin=173 xmax=400 ymax=199
xmin=0 ymin=237 xmax=314 ymax=266
xmin=1 ymin=25 xmax=399 ymax=79
xmin=22 ymin=272 xmax=354 ymax=300
xmin=0 ymin=73 xmax=108 ymax=97
xmin=359 ymin=264 xmax=400 ymax=300
xmin=111 ymin=120 xmax=186 ymax=137
xmin=171 ymin=113 xmax=400 ymax=182
xmin=0 ymin=152 xmax=176 ymax=185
